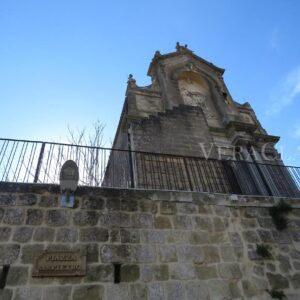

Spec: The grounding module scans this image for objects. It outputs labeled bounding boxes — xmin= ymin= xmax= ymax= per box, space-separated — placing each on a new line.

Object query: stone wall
xmin=131 ymin=105 xmax=215 ymax=157
xmin=0 ymin=183 xmax=300 ymax=300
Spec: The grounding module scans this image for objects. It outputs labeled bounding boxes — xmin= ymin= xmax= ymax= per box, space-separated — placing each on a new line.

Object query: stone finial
xmin=154 ymin=50 xmax=161 ymax=58
xmin=176 ymin=42 xmax=188 ymax=52
xmin=127 ymin=74 xmax=137 ymax=88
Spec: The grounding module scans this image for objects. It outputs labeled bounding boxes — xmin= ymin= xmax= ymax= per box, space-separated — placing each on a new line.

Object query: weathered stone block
xmin=80 ymin=228 xmax=108 ymax=242
xmin=13 ymin=227 xmax=33 ymax=243
xmin=130 ymin=283 xmax=147 ymax=300
xmin=121 ymin=264 xmax=140 ymax=282
xmin=109 ymin=229 xmax=120 ymax=243
xmin=73 ymin=211 xmax=99 ymax=226
xmin=177 ymin=245 xmax=204 ymax=263
xmin=82 ymin=196 xmax=105 ymax=210
xmin=193 ymin=216 xmax=213 ymax=231
xmin=21 ymin=244 xmax=44 ymax=264
xmin=214 ymin=205 xmax=230 ymax=217
xmin=39 ymin=195 xmax=58 ymax=207
xmin=6 ymin=266 xmax=28 ymax=286
xmin=242 ymin=230 xmax=260 ymax=243
xmin=26 ymin=209 xmax=43 ymax=225
xmin=241 ymin=218 xmax=257 ymax=228
xmin=203 ymin=245 xmax=220 ymax=263
xmin=185 ymin=281 xmax=209 ymax=300
xmin=242 ymin=280 xmax=258 ymax=298
xmin=291 ymin=273 xmax=300 ymax=288
xmin=267 ymin=273 xmax=289 ymax=289
xmin=46 ymin=210 xmax=70 ymax=226
xmin=220 ymin=244 xmax=236 ymax=262
xmin=257 ymin=217 xmax=274 ymax=228
xmin=132 ymin=245 xmax=156 ymax=263
xmin=291 ymin=230 xmax=300 ymax=242
xmin=153 ymin=264 xmax=169 ymax=281
xmin=121 ymin=199 xmax=138 ymax=211
xmin=0 ymin=244 xmax=20 ymax=264
xmin=173 ymin=215 xmax=192 ymax=229
xmin=272 ymin=230 xmax=292 ymax=244
xmin=99 ymin=212 xmax=131 ymax=228
xmin=0 ymin=194 xmax=16 ymax=206
xmin=208 ymin=280 xmax=231 ymax=300
xmin=195 ymin=265 xmax=218 ymax=279
xmin=218 ymin=263 xmax=242 ymax=279
xmin=139 ymin=199 xmax=157 ymax=213
xmin=3 ymin=208 xmax=24 ymax=225
xmin=132 ymin=213 xmax=153 ymax=228
xmin=120 ymin=229 xmax=140 ymax=243
xmin=0 ymin=289 xmax=13 ymax=300
xmin=166 ymin=281 xmax=185 ymax=300
xmin=106 ymin=283 xmax=130 ymax=300
xmin=170 ymin=263 xmax=195 ymax=280
xmin=213 ymin=217 xmax=225 ymax=232
xmin=73 ymin=285 xmax=104 ymax=300
xmin=33 ymin=227 xmax=55 ymax=242
xmin=210 ymin=232 xmax=226 ymax=244
xmin=101 ymin=245 xmax=131 ymax=263
xmin=141 ymin=230 xmax=164 ymax=243
xmin=18 ymin=194 xmax=37 ymax=205
xmin=56 ymin=228 xmax=78 ymax=243
xmin=148 ymin=282 xmax=164 ymax=300
xmin=159 ymin=245 xmax=177 ymax=262
xmin=257 ymin=229 xmax=274 ymax=243
xmin=84 ymin=264 xmax=113 ymax=282
xmin=154 ymin=216 xmax=172 ymax=229
xmin=290 ymin=249 xmax=300 ymax=260
xmin=0 ymin=227 xmax=11 ymax=241
xmin=189 ymin=231 xmax=209 ymax=244
xmin=177 ymin=202 xmax=198 ymax=214
xmin=106 ymin=198 xmax=120 ymax=211
xmin=244 ymin=207 xmax=268 ymax=218
xmin=14 ymin=287 xmax=42 ymax=300
xmin=160 ymin=201 xmax=177 ymax=214
xmin=43 ymin=286 xmax=71 ymax=300
xmin=86 ymin=243 xmax=99 ymax=263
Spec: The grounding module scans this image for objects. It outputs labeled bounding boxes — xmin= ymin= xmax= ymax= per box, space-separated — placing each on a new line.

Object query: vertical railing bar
xmin=16 ymin=142 xmax=28 ymax=182
xmin=53 ymin=145 xmax=62 ymax=182
xmin=170 ymin=157 xmax=179 ymax=190
xmin=34 ymin=143 xmax=45 ymax=183
xmin=183 ymin=158 xmax=193 ymax=191
xmin=43 ymin=144 xmax=52 ymax=183
xmin=3 ymin=141 xmax=19 ymax=181
xmin=13 ymin=142 xmax=26 ymax=182
xmin=0 ymin=140 xmax=8 ymax=164
xmin=46 ymin=143 xmax=55 ymax=183
xmin=1 ymin=141 xmax=16 ymax=181
xmin=25 ymin=143 xmax=37 ymax=182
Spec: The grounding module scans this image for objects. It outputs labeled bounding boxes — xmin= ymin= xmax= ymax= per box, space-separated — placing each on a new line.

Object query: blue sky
xmin=0 ymin=0 xmax=300 ymax=165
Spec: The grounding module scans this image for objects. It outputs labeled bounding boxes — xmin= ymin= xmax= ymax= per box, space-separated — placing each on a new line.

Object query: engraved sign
xmin=32 ymin=250 xmax=86 ymax=277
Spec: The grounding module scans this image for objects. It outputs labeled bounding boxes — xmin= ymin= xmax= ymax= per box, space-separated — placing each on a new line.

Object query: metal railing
xmin=0 ymin=138 xmax=300 ymax=198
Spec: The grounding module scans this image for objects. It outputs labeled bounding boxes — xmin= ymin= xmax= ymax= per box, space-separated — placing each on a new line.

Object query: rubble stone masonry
xmin=0 ymin=183 xmax=299 ymax=300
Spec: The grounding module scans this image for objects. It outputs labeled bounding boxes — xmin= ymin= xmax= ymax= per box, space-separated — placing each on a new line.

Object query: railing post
xmin=183 ymin=158 xmax=193 ymax=191
xmin=128 ymin=149 xmax=135 ymax=188
xmin=34 ymin=143 xmax=45 ymax=183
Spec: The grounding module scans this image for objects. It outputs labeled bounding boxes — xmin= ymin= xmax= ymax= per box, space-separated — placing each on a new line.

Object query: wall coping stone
xmin=0 ymin=182 xmax=300 ymax=208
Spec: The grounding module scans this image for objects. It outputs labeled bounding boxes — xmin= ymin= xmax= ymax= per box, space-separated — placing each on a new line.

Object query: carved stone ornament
xmin=180 ymin=87 xmax=215 ymax=119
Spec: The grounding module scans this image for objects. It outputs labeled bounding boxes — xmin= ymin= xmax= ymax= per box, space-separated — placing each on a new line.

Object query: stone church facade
xmin=0 ymin=45 xmax=299 ymax=299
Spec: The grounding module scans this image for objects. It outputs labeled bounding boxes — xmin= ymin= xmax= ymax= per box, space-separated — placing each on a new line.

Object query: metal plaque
xmin=32 ymin=250 xmax=86 ymax=277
